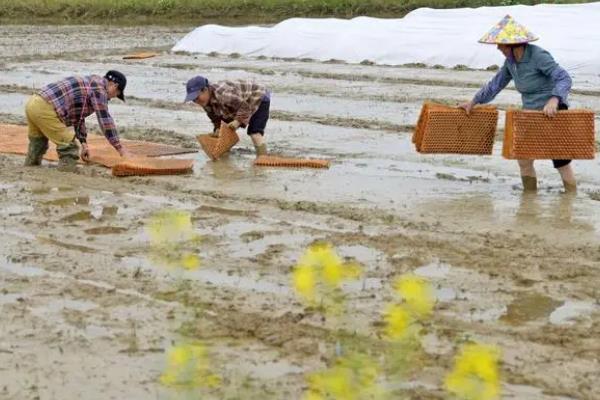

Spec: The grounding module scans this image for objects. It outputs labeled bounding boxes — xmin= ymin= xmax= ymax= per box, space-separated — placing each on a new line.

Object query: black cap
xmin=105 ymin=70 xmax=127 ymax=101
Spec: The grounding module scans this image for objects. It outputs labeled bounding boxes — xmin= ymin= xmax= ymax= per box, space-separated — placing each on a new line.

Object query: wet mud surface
xmin=1 ymin=25 xmax=599 ymax=400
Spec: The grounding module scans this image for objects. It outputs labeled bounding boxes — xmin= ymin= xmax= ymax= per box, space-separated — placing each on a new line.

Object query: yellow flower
xmin=322 ymin=261 xmax=343 ymax=286
xmin=383 ymin=304 xmax=413 ymax=340
xmin=301 ymin=243 xmax=344 ymax=285
xmin=445 ymin=343 xmax=501 ymax=400
xmin=293 ymin=243 xmax=362 ymax=309
xmin=293 ymin=264 xmax=316 ymax=302
xmin=203 ymin=374 xmax=222 ymax=388
xmin=305 ymin=354 xmax=382 ymax=400
xmin=147 ymin=210 xmax=195 ymax=244
xmin=160 ymin=343 xmax=221 ymax=389
xmin=394 ymin=275 xmax=435 ymax=318
xmin=303 ymin=392 xmax=325 ymax=400
xmin=180 ymin=253 xmax=201 ymax=270
xmin=168 ymin=346 xmax=190 ymax=367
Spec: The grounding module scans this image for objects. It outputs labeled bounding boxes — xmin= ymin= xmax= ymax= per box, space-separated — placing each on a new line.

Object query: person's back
xmin=24 ymin=70 xmax=129 ymax=171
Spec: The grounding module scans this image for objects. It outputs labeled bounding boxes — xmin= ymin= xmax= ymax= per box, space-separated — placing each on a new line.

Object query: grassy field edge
xmin=0 ymin=0 xmax=587 ymax=26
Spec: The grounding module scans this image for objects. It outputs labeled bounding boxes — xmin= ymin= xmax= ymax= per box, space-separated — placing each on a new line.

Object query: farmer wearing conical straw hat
xmin=460 ymin=15 xmax=576 ymax=192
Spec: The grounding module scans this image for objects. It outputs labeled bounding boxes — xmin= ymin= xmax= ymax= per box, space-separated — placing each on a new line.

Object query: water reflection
xmin=515 ymin=192 xmax=593 ymax=231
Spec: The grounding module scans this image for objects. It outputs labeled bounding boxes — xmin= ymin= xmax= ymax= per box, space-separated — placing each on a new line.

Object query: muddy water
xmin=1 ymin=25 xmax=600 ymax=400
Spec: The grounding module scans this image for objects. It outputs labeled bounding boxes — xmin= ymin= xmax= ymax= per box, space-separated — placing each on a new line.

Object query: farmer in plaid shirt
xmin=184 ymin=76 xmax=270 ymax=156
xmin=24 ymin=70 xmax=130 ymax=171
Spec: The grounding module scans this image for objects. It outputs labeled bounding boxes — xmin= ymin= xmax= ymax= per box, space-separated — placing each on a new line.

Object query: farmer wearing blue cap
xmin=24 ymin=70 xmax=131 ymax=171
xmin=185 ymin=76 xmax=270 ymax=156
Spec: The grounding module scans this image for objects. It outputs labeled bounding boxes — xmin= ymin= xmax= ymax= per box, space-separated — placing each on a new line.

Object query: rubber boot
xmin=521 ymin=176 xmax=538 ymax=192
xmin=24 ymin=136 xmax=49 ymax=166
xmin=562 ymin=180 xmax=577 ymax=193
xmin=255 ymin=143 xmax=268 ymax=157
xmin=56 ymin=141 xmax=80 ymax=172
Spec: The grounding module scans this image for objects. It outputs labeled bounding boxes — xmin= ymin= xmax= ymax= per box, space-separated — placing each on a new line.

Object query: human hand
xmin=80 ymin=143 xmax=90 ymax=162
xmin=543 ymin=97 xmax=559 ymax=118
xmin=119 ymin=147 xmax=133 ymax=158
xmin=227 ymin=120 xmax=241 ymax=130
xmin=459 ymin=101 xmax=475 ymax=115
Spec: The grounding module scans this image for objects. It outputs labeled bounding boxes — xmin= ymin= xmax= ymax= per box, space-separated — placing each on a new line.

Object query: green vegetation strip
xmin=0 ymin=0 xmax=587 ymax=25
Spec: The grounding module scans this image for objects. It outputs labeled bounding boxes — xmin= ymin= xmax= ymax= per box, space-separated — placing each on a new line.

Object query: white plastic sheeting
xmin=172 ymin=3 xmax=600 ymax=72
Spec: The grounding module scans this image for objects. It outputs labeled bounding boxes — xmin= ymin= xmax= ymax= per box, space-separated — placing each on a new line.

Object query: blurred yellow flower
xmin=445 ymin=343 xmax=501 ymax=400
xmin=293 ymin=243 xmax=363 ymax=305
xmin=383 ymin=304 xmax=414 ymax=341
xmin=305 ymin=353 xmax=382 ymax=400
xmin=293 ymin=264 xmax=316 ymax=302
xmin=394 ymin=275 xmax=435 ymax=318
xmin=146 ymin=209 xmax=202 ymax=271
xmin=180 ymin=253 xmax=201 ymax=271
xmin=148 ymin=210 xmax=195 ymax=244
xmin=160 ymin=343 xmax=221 ymax=389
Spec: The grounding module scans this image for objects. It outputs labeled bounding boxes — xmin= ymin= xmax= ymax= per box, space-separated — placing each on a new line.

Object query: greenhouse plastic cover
xmin=172 ymin=2 xmax=600 ymax=72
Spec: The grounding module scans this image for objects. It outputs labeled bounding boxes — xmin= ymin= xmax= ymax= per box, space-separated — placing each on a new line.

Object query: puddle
xmin=219 ymin=344 xmax=308 ymax=380
xmin=230 ymin=232 xmax=309 ymax=259
xmin=30 ymin=186 xmax=72 ymax=194
xmin=414 ymin=261 xmax=452 ymax=279
xmin=0 ymin=260 xmax=48 ymax=277
xmin=504 ymin=383 xmax=577 ymax=400
xmin=469 ymin=306 xmax=508 ymax=323
xmin=43 ymin=196 xmax=90 ymax=206
xmin=122 ymin=256 xmax=291 ymax=295
xmin=501 ymin=292 xmax=563 ymax=325
xmin=549 ymin=301 xmax=598 ymax=325
xmin=0 ymin=293 xmax=25 ymax=305
xmin=214 ymin=221 xmax=271 ymax=238
xmin=84 ymin=324 xmax=114 ymax=339
xmin=61 ymin=210 xmax=94 ymax=222
xmin=84 ymin=226 xmax=128 ymax=235
xmin=239 ymin=358 xmax=306 ymax=380
xmin=435 ymin=287 xmax=457 ymax=302
xmin=337 ymin=244 xmax=385 ymax=267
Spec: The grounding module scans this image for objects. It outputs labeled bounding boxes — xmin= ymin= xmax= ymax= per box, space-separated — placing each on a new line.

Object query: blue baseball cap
xmin=184 ymin=76 xmax=209 ymax=103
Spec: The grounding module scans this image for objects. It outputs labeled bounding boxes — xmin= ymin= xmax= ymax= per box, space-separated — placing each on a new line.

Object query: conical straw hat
xmin=479 ymin=15 xmax=539 ymax=45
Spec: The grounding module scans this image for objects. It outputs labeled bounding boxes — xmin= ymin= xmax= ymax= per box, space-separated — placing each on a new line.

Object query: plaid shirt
xmin=38 ymin=75 xmax=122 ymax=150
xmin=203 ymin=80 xmax=268 ymax=131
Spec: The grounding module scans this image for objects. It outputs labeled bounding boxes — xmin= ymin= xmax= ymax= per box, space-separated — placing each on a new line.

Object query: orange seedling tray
xmin=503 ymin=109 xmax=596 ymax=159
xmin=254 ymin=155 xmax=331 ymax=169
xmin=413 ymin=102 xmax=498 ymax=155
xmin=196 ymin=124 xmax=239 ymax=161
xmin=0 ymin=124 xmax=196 ymax=168
xmin=111 ymin=158 xmax=194 ymax=177
xmin=122 ymin=52 xmax=159 ymax=60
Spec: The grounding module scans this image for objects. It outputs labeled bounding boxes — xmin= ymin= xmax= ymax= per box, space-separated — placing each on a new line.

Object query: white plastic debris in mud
xmin=173 ymin=3 xmax=600 ymax=72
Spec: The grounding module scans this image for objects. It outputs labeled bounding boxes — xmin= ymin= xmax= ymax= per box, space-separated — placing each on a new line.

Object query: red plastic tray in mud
xmin=254 ymin=155 xmax=331 ymax=169
xmin=0 ymin=124 xmax=196 ymax=167
xmin=503 ymin=109 xmax=596 ymax=159
xmin=111 ymin=158 xmax=194 ymax=177
xmin=196 ymin=124 xmax=239 ymax=161
xmin=413 ymin=102 xmax=498 ymax=155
